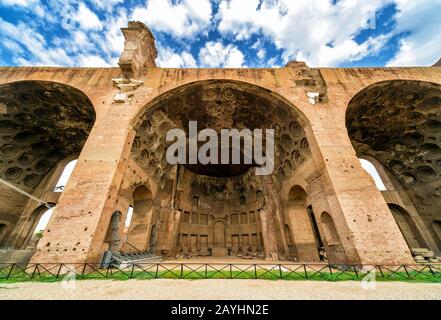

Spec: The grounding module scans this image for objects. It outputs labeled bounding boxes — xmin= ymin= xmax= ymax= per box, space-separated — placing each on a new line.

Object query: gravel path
xmin=1 ymin=280 xmax=440 ymax=300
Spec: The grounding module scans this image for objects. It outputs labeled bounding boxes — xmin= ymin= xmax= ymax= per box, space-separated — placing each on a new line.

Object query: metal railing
xmin=0 ymin=262 xmax=440 ymax=282
xmin=122 ymin=241 xmax=147 ymax=254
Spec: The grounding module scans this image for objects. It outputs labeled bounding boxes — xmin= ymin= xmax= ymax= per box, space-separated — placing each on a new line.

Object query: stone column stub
xmin=113 ymin=21 xmax=158 ymax=104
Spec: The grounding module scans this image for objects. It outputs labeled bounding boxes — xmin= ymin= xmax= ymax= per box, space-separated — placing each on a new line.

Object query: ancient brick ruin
xmin=0 ymin=22 xmax=440 ymax=266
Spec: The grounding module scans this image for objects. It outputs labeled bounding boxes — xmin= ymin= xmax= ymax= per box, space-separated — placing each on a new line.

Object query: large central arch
xmin=130 ymin=80 xmax=312 ymax=260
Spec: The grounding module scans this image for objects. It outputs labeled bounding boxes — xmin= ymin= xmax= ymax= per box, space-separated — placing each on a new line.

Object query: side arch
xmin=0 ymin=80 xmax=96 ymax=252
xmin=15 ymin=204 xmax=55 ymax=250
xmin=346 ymin=80 xmax=441 ymax=255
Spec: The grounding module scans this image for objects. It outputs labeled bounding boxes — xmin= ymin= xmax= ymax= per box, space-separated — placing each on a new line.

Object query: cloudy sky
xmin=0 ymin=0 xmax=440 ymax=68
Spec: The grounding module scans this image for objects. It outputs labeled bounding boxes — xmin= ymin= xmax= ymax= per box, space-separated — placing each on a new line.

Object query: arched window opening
xmin=33 ymin=208 xmax=54 ymax=236
xmin=133 ymin=186 xmax=152 ymax=203
xmin=20 ymin=206 xmax=55 ymax=249
xmin=129 ymin=185 xmax=152 ymax=229
xmin=124 ymin=206 xmax=134 ymax=229
xmin=54 ymin=160 xmax=78 ymax=192
xmin=288 ymin=185 xmax=307 ymax=204
xmin=13 ymin=205 xmax=55 ymax=249
xmin=192 ymin=196 xmax=199 ymax=211
xmin=359 ymin=159 xmax=386 ymax=191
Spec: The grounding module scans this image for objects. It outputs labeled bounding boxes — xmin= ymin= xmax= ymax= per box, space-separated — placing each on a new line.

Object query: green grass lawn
xmin=1 ymin=267 xmax=440 ymax=284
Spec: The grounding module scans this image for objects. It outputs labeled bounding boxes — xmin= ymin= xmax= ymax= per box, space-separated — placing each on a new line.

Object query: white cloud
xmin=0 ymin=0 xmax=38 ymax=6
xmin=0 ymin=0 xmax=44 ymax=16
xmin=218 ymin=0 xmax=281 ymax=41
xmin=360 ymin=159 xmax=387 ymax=191
xmin=0 ymin=0 xmax=126 ymax=68
xmin=99 ymin=8 xmax=128 ymax=56
xmin=52 ymin=30 xmax=95 ymax=54
xmin=217 ymin=0 xmax=392 ymax=67
xmin=1 ymin=0 xmax=439 ymax=70
xmin=199 ymin=41 xmax=245 ymax=68
xmin=387 ymin=0 xmax=441 ymax=66
xmin=257 ymin=48 xmax=266 ymax=60
xmin=251 ymin=39 xmax=262 ymax=50
xmin=132 ymin=0 xmax=212 ymax=38
xmin=0 ymin=18 xmax=73 ymax=66
xmin=74 ymin=2 xmax=103 ymax=30
xmin=181 ymin=51 xmax=197 ymax=67
xmin=77 ymin=54 xmax=111 ymax=67
xmin=156 ymin=47 xmax=197 ymax=68
xmin=89 ymin=0 xmax=124 ymax=12
xmin=1 ymin=38 xmax=24 ymax=54
xmin=267 ymin=57 xmax=280 ymax=68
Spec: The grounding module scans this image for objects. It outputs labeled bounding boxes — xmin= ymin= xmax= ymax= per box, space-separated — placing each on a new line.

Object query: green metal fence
xmin=1 ymin=262 xmax=440 ymax=282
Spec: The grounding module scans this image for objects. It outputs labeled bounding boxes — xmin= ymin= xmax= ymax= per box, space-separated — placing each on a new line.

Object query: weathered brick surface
xmin=0 ymin=25 xmax=440 ymax=265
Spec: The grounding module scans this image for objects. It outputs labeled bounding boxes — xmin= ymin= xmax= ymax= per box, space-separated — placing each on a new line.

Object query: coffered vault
xmin=132 ymin=80 xmax=311 ymax=182
xmin=0 ymin=21 xmax=440 ymax=266
xmin=0 ymin=81 xmax=95 ymax=192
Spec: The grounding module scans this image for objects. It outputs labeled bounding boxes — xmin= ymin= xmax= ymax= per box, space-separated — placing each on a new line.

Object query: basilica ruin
xmin=0 ymin=22 xmax=440 ymax=266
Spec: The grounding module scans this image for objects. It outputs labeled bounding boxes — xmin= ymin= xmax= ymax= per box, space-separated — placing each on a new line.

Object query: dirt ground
xmin=1 ymin=279 xmax=440 ymax=300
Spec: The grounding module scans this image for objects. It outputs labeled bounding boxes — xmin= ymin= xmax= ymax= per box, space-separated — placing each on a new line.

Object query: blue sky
xmin=0 ymin=0 xmax=440 ymax=68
